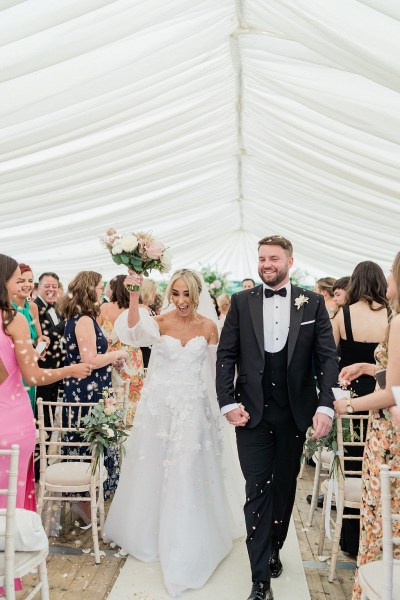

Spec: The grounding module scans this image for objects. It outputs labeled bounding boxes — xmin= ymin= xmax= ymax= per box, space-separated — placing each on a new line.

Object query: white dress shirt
xmin=221 ymin=283 xmax=333 ymax=419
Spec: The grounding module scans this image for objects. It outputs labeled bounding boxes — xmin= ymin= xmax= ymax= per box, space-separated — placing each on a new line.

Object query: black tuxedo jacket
xmin=34 ymin=297 xmax=65 ymax=369
xmin=216 ymin=284 xmax=338 ymax=432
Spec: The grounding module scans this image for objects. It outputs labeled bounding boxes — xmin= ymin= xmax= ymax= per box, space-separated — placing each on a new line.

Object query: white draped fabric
xmin=1 ymin=0 xmax=399 ymax=282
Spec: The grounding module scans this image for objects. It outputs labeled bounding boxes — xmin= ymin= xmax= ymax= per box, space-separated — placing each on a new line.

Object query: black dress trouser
xmin=236 ymin=400 xmax=306 ymax=583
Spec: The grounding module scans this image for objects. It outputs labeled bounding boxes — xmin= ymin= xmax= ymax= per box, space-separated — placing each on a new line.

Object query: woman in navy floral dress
xmin=58 ymin=271 xmax=128 ymax=519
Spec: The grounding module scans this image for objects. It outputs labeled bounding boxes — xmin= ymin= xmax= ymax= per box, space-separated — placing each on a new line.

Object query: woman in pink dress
xmin=0 ymin=254 xmax=91 ymax=512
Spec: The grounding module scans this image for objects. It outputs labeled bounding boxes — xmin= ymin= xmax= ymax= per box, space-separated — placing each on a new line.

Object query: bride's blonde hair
xmin=165 ymin=269 xmax=202 ymax=311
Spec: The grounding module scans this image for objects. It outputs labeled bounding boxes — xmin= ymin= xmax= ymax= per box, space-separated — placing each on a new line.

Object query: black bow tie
xmin=264 ymin=287 xmax=287 ymax=298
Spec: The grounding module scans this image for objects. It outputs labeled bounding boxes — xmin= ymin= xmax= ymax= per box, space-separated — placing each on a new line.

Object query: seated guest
xmin=58 ymin=271 xmax=128 ymax=519
xmin=11 ymin=263 xmax=49 ymax=413
xmin=334 ymin=251 xmax=400 ymax=600
xmin=242 ymin=278 xmax=255 ymax=290
xmin=35 ymin=272 xmax=66 ymax=420
xmin=332 ymin=276 xmax=350 ymax=310
xmin=314 ymin=277 xmax=336 ymax=317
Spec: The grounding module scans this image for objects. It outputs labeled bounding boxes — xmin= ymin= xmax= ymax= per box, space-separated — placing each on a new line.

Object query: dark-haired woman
xmin=0 ymin=255 xmax=91 ymax=594
xmin=57 ymin=271 xmax=128 ymax=518
xmin=98 ymin=275 xmax=144 ymax=425
xmin=332 ymin=261 xmax=389 ymax=556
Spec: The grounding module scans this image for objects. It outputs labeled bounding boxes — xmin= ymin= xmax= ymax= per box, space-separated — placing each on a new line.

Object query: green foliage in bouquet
xmin=77 ymin=388 xmax=131 ymax=474
xmin=200 ymin=265 xmax=230 ymax=298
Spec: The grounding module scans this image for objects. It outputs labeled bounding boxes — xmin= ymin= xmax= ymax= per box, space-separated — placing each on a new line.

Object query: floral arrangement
xmin=78 ymin=387 xmax=131 ymax=474
xmin=102 ymin=228 xmax=172 ymax=290
xmin=294 ymin=294 xmax=309 ymax=310
xmin=200 ymin=265 xmax=230 ymax=298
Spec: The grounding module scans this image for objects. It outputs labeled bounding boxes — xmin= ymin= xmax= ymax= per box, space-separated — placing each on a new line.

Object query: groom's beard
xmin=258 ymin=267 xmax=288 ymax=288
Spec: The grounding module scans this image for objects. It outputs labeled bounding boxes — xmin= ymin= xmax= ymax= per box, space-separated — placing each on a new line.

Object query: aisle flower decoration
xmin=102 ymin=228 xmax=172 ymax=291
xmin=78 ymin=387 xmax=131 ymax=474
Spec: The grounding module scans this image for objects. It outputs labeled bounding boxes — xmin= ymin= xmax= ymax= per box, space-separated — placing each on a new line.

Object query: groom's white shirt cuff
xmin=221 ymin=404 xmax=333 ymax=419
xmin=221 ymin=403 xmax=239 ymax=415
xmin=316 ymin=406 xmax=334 ymax=419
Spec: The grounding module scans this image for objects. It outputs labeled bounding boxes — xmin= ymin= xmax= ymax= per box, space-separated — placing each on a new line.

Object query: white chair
xmin=0 ymin=445 xmax=49 ymax=600
xmin=307 ymin=447 xmax=334 ymax=526
xmin=36 ymin=399 xmax=106 ymax=564
xmin=358 ymin=465 xmax=400 ymax=600
xmin=318 ymin=414 xmax=369 ymax=581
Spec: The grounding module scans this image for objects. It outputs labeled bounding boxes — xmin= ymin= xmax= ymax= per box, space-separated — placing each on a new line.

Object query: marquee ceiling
xmin=1 ymin=0 xmax=399 ymax=284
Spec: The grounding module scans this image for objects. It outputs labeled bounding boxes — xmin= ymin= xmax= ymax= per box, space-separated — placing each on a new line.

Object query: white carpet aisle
xmin=107 ymin=517 xmax=310 ymax=600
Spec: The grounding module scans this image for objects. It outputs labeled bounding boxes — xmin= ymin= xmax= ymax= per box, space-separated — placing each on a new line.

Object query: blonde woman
xmin=105 ymin=269 xmax=244 ymax=597
xmin=314 ymin=276 xmax=336 ymax=317
xmin=216 ymin=292 xmax=231 ymax=333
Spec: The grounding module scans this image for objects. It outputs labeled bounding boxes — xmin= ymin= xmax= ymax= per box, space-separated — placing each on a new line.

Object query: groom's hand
xmin=225 ymin=406 xmax=250 ymax=427
xmin=312 ymin=413 xmax=332 ymax=439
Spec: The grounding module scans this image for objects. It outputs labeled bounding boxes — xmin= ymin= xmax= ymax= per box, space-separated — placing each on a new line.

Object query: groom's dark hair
xmin=258 ymin=235 xmax=293 ymax=256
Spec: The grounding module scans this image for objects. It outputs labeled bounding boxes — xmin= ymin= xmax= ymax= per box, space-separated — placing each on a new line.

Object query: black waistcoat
xmin=262 ymin=341 xmax=289 ymax=407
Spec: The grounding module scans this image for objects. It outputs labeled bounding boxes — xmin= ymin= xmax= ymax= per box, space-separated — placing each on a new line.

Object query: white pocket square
xmin=301 ymin=320 xmax=315 ymax=325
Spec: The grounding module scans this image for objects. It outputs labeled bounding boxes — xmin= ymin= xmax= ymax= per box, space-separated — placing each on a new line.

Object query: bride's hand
xmin=125 ymin=271 xmax=143 ymax=294
xmin=225 ymin=406 xmax=250 ymax=427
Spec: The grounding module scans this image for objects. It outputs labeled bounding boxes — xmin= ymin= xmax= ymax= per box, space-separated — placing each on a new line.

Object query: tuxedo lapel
xmin=248 ymin=285 xmax=264 ymax=359
xmin=287 ymin=284 xmax=305 ymax=365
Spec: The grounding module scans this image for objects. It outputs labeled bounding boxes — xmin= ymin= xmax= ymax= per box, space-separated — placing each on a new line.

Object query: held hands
xmin=225 ymin=405 xmax=250 ymax=427
xmin=312 ymin=412 xmax=332 ymax=439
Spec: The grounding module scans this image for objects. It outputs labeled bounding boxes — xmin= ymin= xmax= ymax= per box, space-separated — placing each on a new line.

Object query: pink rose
xmin=145 ymin=240 xmax=164 ymax=259
xmin=213 ymin=279 xmax=221 ymax=289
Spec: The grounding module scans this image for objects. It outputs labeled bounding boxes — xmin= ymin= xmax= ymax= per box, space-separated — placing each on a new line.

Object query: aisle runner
xmin=107 ymin=518 xmax=310 ymax=600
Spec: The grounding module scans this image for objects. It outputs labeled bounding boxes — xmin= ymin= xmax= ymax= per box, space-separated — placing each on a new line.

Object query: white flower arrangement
xmin=294 ymin=294 xmax=309 ymax=310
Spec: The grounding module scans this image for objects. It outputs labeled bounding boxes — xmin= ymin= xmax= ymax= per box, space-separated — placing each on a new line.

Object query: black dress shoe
xmin=247 ymin=581 xmax=274 ymax=600
xmin=306 ymin=493 xmax=324 ymax=508
xmin=269 ymin=549 xmax=283 ymax=578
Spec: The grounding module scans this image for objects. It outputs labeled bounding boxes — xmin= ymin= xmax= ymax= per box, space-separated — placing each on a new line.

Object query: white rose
xmin=161 ymin=249 xmax=172 ymax=272
xmin=102 ymin=425 xmax=115 ymax=439
xmin=120 ymin=235 xmax=138 ymax=253
xmin=112 ymin=241 xmax=123 ymax=255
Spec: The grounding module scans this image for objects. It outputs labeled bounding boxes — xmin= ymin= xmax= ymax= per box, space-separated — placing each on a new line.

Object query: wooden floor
xmin=15 ymin=463 xmax=356 ymax=600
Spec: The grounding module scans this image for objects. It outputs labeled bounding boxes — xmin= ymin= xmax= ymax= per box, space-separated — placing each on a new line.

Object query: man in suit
xmin=35 ymin=272 xmax=65 ymax=419
xmin=216 ymin=235 xmax=338 ymax=600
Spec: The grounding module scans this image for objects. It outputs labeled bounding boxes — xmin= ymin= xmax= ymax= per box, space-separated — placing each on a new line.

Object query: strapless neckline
xmin=161 ymin=334 xmax=207 ymax=349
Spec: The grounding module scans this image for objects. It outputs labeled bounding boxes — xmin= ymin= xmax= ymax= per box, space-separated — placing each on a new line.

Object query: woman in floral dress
xmin=98 ymin=275 xmax=144 ymax=425
xmin=335 ymin=251 xmax=400 ymax=600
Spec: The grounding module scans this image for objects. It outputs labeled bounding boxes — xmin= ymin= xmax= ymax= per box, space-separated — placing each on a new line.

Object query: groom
xmin=216 ymin=235 xmax=338 ymax=600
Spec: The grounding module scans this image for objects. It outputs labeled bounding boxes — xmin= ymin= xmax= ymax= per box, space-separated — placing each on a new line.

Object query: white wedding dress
xmin=104 ymin=308 xmax=244 ymax=597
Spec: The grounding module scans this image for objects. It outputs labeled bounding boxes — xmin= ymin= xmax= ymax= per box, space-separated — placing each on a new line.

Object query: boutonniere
xmin=294 ymin=294 xmax=309 ymax=310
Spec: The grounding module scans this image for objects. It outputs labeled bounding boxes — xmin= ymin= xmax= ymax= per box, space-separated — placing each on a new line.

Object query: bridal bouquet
xmin=102 ymin=228 xmax=172 ymax=290
xmin=78 ymin=387 xmax=131 ymax=474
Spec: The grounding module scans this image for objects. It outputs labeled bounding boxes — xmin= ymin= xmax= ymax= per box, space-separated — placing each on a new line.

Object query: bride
xmin=104 ymin=269 xmax=244 ymax=597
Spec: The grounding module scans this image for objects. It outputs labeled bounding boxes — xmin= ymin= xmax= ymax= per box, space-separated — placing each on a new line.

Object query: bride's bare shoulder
xmin=197 ymin=314 xmax=218 ymax=343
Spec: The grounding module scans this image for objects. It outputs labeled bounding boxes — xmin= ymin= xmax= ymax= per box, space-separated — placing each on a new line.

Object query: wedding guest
xmin=105 ymin=269 xmax=244 ymax=597
xmin=332 ymin=276 xmax=350 ymax=309
xmin=11 ymin=263 xmax=49 ymax=412
xmin=216 ymin=292 xmax=231 ymax=332
xmin=314 ymin=277 xmax=336 ymax=317
xmin=101 ymin=280 xmax=111 ymax=304
xmin=149 ymin=292 xmax=163 ymax=315
xmin=334 ymin=251 xmax=400 ymax=600
xmin=139 ymin=278 xmax=157 ymax=368
xmin=0 ymin=255 xmax=91 ymax=596
xmin=242 ymin=278 xmax=255 ymax=290
xmin=31 ymin=282 xmax=39 ymax=301
xmin=58 ymin=271 xmax=128 ymax=518
xmin=35 ymin=272 xmax=66 ymax=421
xmin=217 ymin=235 xmax=338 ymax=600
xmin=332 ymin=261 xmax=388 ymax=556
xmin=98 ymin=274 xmax=144 ymax=425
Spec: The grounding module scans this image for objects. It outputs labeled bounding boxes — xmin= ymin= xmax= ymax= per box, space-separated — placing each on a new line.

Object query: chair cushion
xmin=321 ymin=477 xmax=362 ymax=503
xmin=45 ymin=461 xmax=95 ymax=487
xmin=0 ymin=509 xmax=48 ymax=552
xmin=358 ymin=560 xmax=400 ymax=600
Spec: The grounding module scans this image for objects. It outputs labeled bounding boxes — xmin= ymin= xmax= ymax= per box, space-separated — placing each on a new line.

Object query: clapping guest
xmin=11 ymin=263 xmax=49 ymax=412
xmin=58 ymin=271 xmax=128 ymax=516
xmin=332 ymin=261 xmax=389 ymax=556
xmin=314 ymin=277 xmax=336 ymax=317
xmin=98 ymin=275 xmax=144 ymax=425
xmin=334 ymin=252 xmax=400 ymax=600
xmin=332 ymin=276 xmax=350 ymax=310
